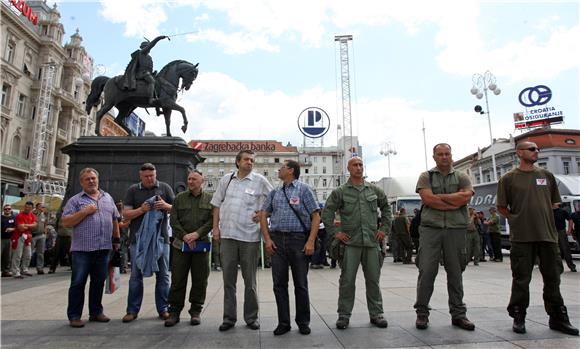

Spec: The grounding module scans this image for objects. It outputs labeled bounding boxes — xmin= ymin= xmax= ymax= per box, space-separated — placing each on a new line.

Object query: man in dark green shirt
xmin=392 ymin=208 xmax=413 ymax=264
xmin=322 ymin=157 xmax=391 ymax=330
xmin=497 ymin=141 xmax=578 ymax=336
xmin=414 ymin=143 xmax=475 ymax=331
xmin=165 ymin=170 xmax=213 ymax=327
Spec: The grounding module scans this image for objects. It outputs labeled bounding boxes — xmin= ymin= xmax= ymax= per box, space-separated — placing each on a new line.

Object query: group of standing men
xmin=58 ymin=141 xmax=577 ymax=337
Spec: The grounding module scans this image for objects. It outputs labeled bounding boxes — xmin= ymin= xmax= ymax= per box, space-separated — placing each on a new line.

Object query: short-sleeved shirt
xmin=415 ymin=167 xmax=472 ymax=229
xmin=1 ymin=214 xmax=16 ymax=239
xmin=496 ymin=167 xmax=561 ymax=243
xmin=124 ymin=180 xmax=175 ymax=243
xmin=14 ymin=211 xmax=36 ymax=245
xmin=262 ymin=180 xmax=318 ymax=233
xmin=63 ymin=189 xmax=120 ymax=252
xmin=553 ymin=208 xmax=570 ymax=231
xmin=487 ymin=214 xmax=500 ymax=233
xmin=392 ymin=215 xmax=409 ymax=235
xmin=210 ymin=171 xmax=273 ymax=242
xmin=571 ymin=211 xmax=580 ymax=233
xmin=32 ymin=211 xmax=46 ymax=236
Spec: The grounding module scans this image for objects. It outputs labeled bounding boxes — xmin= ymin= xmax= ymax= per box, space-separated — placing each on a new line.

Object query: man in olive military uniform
xmin=414 ymin=143 xmax=475 ymax=331
xmin=165 ymin=170 xmax=213 ymax=327
xmin=392 ymin=208 xmax=413 ymax=264
xmin=322 ymin=157 xmax=391 ymax=330
xmin=486 ymin=207 xmax=502 ymax=262
xmin=497 ymin=141 xmax=578 ymax=336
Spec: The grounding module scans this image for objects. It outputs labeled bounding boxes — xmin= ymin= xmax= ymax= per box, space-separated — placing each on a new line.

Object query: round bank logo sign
xmin=297 ymin=107 xmax=330 ymax=139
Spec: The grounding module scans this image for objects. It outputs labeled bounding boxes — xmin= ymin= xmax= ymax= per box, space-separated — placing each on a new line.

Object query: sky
xmin=44 ymin=0 xmax=580 ymax=181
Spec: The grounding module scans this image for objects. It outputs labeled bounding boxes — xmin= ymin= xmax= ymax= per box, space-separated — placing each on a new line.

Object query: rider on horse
xmin=121 ymin=35 xmax=169 ymax=105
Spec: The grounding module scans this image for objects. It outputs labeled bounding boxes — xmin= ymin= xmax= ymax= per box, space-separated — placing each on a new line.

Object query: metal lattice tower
xmin=25 ymin=62 xmax=56 ymax=194
xmin=335 ymin=35 xmax=354 ymax=182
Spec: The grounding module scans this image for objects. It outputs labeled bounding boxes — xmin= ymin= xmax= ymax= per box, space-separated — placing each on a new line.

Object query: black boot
xmin=549 ymin=306 xmax=579 ymax=336
xmin=512 ymin=315 xmax=526 ymax=334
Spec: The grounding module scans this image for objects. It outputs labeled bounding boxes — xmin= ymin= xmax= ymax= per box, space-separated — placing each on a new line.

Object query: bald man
xmin=414 ymin=143 xmax=475 ymax=331
xmin=497 ymin=141 xmax=578 ymax=336
xmin=322 ymin=157 xmax=391 ymax=330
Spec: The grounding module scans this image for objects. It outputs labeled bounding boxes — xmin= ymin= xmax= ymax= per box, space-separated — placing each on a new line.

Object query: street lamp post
xmin=471 ymin=70 xmax=501 ymax=182
xmin=379 ymin=141 xmax=397 ymax=178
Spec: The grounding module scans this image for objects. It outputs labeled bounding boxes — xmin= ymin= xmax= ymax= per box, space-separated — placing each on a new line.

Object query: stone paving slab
xmin=1 ymin=254 xmax=579 ymax=348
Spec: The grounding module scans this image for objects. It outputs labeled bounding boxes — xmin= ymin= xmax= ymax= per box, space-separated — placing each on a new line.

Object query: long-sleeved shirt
xmin=170 ymin=190 xmax=214 ymax=242
xmin=322 ymin=180 xmax=391 ymax=247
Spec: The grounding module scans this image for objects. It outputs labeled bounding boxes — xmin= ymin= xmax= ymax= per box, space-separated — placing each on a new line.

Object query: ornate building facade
xmin=1 ymin=0 xmax=97 ymax=203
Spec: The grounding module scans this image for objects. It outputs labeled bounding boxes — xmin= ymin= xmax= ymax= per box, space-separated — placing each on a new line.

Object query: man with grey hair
xmin=62 ymin=168 xmax=120 ymax=328
xmin=497 ymin=141 xmax=578 ymax=335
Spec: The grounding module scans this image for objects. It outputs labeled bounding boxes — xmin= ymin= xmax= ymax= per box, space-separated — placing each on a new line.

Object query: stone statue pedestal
xmin=61 ymin=136 xmax=204 ymax=203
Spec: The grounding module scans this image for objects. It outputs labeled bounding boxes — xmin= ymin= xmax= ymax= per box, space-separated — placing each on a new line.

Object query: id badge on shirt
xmin=289 ymin=196 xmax=300 ymax=205
xmin=536 ymin=178 xmax=547 ymax=186
xmin=245 ymin=188 xmax=255 ymax=195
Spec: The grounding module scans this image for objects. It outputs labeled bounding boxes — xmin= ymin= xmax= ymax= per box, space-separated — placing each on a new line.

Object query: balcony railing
xmin=1 ymin=154 xmax=31 ymax=172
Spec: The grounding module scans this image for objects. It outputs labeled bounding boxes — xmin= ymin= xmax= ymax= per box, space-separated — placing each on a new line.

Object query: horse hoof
xmin=181 ymin=125 xmax=188 ymax=133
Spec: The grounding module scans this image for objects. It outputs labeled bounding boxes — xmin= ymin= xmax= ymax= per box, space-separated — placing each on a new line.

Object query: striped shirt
xmin=210 ymin=171 xmax=273 ymax=242
xmin=262 ymin=180 xmax=318 ymax=233
xmin=63 ymin=189 xmax=120 ymax=252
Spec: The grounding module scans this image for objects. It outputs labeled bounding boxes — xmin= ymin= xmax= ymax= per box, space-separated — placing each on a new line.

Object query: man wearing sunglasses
xmin=1 ymin=205 xmax=16 ymax=277
xmin=497 ymin=141 xmax=578 ymax=336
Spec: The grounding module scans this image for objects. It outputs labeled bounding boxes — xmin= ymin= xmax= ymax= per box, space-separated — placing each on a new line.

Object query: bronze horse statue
xmin=85 ymin=60 xmax=198 ymax=136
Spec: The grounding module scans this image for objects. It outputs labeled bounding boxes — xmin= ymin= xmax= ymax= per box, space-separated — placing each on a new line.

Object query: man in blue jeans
xmin=260 ymin=159 xmax=320 ymax=336
xmin=122 ymin=163 xmax=174 ymax=323
xmin=62 ymin=168 xmax=120 ymax=328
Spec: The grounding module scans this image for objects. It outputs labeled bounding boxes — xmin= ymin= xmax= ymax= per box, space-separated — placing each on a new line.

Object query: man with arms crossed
xmin=211 ymin=150 xmax=273 ymax=331
xmin=497 ymin=141 xmax=578 ymax=335
xmin=62 ymin=168 xmax=120 ymax=328
xmin=260 ymin=159 xmax=319 ymax=336
xmin=414 ymin=143 xmax=475 ymax=331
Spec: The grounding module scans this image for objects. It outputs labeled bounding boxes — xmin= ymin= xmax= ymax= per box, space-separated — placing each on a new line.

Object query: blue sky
xmin=50 ymin=0 xmax=579 ymax=180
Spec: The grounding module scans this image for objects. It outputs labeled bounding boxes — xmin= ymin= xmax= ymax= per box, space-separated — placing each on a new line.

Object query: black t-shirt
xmin=1 ymin=214 xmax=16 ymax=239
xmin=124 ymin=181 xmax=175 ymax=243
xmin=553 ymin=208 xmax=570 ymax=231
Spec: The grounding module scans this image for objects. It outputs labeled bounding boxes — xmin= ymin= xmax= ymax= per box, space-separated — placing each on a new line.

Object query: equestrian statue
xmin=85 ymin=35 xmax=199 ymax=137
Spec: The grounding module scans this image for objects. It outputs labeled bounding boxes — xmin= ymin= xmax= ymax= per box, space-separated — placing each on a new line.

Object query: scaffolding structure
xmin=24 ymin=62 xmax=65 ymax=196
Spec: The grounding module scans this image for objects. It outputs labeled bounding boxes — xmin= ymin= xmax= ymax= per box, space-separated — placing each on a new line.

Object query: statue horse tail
xmin=85 ymin=76 xmax=110 ymax=114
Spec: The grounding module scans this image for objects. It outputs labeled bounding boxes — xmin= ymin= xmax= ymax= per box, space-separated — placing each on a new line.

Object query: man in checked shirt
xmin=260 ymin=159 xmax=320 ymax=336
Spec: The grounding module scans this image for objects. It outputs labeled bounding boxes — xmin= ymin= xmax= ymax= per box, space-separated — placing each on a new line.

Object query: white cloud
xmin=99 ymin=0 xmax=166 ymax=39
xmin=185 ymin=29 xmax=279 ymax=54
xmin=133 ymin=71 xmax=512 ymax=182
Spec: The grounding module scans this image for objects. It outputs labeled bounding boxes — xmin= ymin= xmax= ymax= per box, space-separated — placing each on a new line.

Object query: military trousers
xmin=338 ymin=244 xmax=384 ymax=318
xmin=167 ymin=246 xmax=210 ymax=316
xmin=507 ymin=241 xmax=565 ymax=318
xmin=465 ymin=230 xmax=480 ymax=264
xmin=414 ymin=226 xmax=467 ymax=319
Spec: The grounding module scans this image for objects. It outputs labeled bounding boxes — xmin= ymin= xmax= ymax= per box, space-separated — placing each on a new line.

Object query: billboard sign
xmin=515 ymin=85 xmax=563 ymax=130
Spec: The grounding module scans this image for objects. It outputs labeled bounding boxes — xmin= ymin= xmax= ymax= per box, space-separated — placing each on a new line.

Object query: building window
xmin=322 ymin=157 xmax=326 ymax=163
xmin=562 ymin=159 xmax=571 ymax=175
xmin=305 ymin=169 xmax=309 ymax=174
xmin=219 ymin=169 xmax=224 ymax=176
xmin=322 ymin=166 xmax=327 ymax=174
xmin=274 ymin=158 xmax=280 ymax=163
xmin=537 ymin=162 xmax=547 ymax=169
xmin=16 ymin=94 xmax=27 ymax=117
xmin=263 ymin=171 xmax=268 ymax=177
xmin=314 ymin=179 xmax=319 ymax=187
xmin=474 ymin=174 xmax=480 ymax=184
xmin=485 ymin=172 xmax=491 ymax=182
xmin=1 ymin=84 xmax=11 ymax=107
xmin=322 ymin=178 xmax=327 ymax=187
xmin=219 ymin=157 xmax=224 ymax=163
xmin=322 ymin=192 xmax=327 ymax=200
xmin=314 ymin=166 xmax=318 ymax=173
xmin=11 ymin=136 xmax=21 ymax=157
xmin=576 ymin=161 xmax=580 ymax=174
xmin=313 ymin=157 xmax=318 ymax=163
xmin=4 ymin=41 xmax=15 ymax=64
